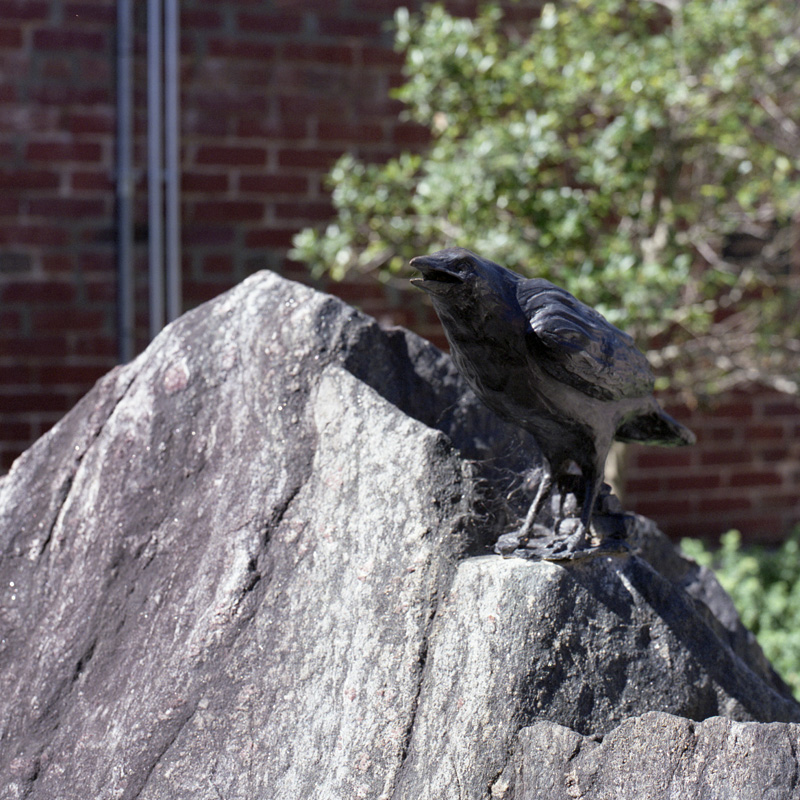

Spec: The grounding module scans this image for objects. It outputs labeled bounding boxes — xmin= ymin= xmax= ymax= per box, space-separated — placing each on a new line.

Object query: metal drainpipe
xmin=116 ymin=0 xmax=134 ymax=363
xmin=164 ymin=0 xmax=181 ymax=323
xmin=147 ymin=0 xmax=165 ymax=340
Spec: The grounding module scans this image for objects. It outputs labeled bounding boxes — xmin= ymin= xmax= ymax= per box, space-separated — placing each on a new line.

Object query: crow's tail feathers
xmin=616 ymin=408 xmax=696 ymax=447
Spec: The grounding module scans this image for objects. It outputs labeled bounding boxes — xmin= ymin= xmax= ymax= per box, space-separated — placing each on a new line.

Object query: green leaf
xmin=681 ymin=528 xmax=800 ymax=697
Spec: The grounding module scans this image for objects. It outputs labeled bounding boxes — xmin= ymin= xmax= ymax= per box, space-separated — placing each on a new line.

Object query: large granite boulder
xmin=1 ymin=271 xmax=798 ymax=800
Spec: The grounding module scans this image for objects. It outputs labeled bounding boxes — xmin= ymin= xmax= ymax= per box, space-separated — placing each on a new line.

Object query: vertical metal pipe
xmin=164 ymin=0 xmax=181 ymax=323
xmin=116 ymin=0 xmax=135 ymax=362
xmin=147 ymin=0 xmax=164 ymax=339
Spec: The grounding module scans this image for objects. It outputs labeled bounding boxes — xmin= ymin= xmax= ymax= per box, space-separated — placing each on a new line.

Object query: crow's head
xmin=410 ymin=247 xmax=525 ymax=347
xmin=411 ymin=246 xmax=518 ymax=297
xmin=410 ymin=247 xmax=520 ymax=307
xmin=409 ymin=247 xmax=477 ymax=297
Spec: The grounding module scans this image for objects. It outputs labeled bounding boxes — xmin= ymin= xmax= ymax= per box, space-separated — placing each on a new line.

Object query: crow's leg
xmin=517 ymin=471 xmax=553 ymax=542
xmin=495 ymin=469 xmax=554 ymax=556
xmin=579 ymin=475 xmax=601 ymax=533
xmin=551 ymin=474 xmax=598 ymax=554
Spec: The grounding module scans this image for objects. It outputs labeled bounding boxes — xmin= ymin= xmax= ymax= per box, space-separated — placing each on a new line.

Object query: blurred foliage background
xmin=292 ymin=0 xmax=800 ymax=398
xmin=682 ymin=531 xmax=800 ymax=698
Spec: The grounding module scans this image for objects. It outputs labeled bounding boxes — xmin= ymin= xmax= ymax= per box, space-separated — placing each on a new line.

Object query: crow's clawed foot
xmin=494 ymin=511 xmax=633 ymax=562
xmin=494 ymin=531 xmax=525 ymax=557
xmin=543 ymin=535 xmax=631 ymax=562
xmin=494 ymin=523 xmax=550 ymax=557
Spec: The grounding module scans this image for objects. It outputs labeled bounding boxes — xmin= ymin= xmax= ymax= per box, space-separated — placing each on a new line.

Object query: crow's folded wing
xmin=517 ymin=278 xmax=654 ymax=401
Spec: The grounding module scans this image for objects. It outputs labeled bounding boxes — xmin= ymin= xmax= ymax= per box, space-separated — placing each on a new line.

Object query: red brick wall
xmin=1 ymin=0 xmax=118 ymax=461
xmin=1 ymin=0 xmax=798 ymax=542
xmin=625 ymin=389 xmax=800 ymax=543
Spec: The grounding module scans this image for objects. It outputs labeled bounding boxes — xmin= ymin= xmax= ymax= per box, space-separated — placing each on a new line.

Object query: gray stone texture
xmin=499 ymin=711 xmax=800 ymax=800
xmin=1 ymin=272 xmax=798 ymax=799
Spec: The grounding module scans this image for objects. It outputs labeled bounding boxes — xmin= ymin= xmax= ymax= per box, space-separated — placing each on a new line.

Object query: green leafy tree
xmin=292 ymin=0 xmax=800 ymax=396
xmin=682 ymin=530 xmax=800 ymax=697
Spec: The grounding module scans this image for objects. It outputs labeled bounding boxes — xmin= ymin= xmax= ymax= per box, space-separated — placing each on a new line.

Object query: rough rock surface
xmin=499 ymin=711 xmax=800 ymax=800
xmin=1 ymin=271 xmax=798 ymax=800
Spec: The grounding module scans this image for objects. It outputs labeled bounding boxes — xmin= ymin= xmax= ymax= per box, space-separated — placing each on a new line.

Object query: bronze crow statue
xmin=411 ymin=247 xmax=695 ymax=559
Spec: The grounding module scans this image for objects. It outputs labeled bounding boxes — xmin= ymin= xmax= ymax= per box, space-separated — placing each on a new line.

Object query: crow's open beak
xmin=409 ymin=256 xmax=464 ymax=294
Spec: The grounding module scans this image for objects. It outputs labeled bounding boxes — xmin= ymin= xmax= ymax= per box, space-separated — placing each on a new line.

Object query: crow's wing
xmin=517 ymin=278 xmax=654 ymax=401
